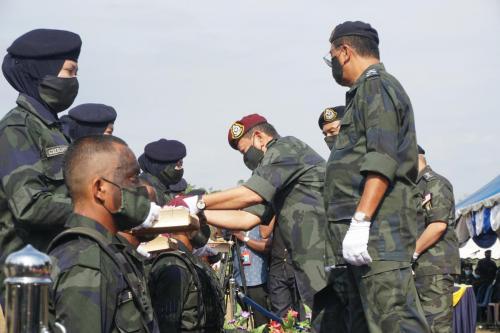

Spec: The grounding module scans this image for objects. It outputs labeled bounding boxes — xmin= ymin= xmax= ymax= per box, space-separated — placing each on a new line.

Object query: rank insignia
xmin=231 ymin=123 xmax=245 ymax=139
xmin=323 ymin=108 xmax=337 ymax=122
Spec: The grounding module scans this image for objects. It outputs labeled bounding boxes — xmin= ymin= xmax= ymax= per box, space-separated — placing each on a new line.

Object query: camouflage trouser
xmin=313 ymin=260 xmax=430 ymax=333
xmin=414 ymin=274 xmax=454 ymax=333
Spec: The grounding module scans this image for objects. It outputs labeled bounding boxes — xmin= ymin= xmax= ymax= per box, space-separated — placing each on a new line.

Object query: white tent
xmin=459 ymin=237 xmax=500 ymax=259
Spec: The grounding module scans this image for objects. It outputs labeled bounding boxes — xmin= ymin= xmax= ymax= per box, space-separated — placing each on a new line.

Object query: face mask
xmin=331 ymin=56 xmax=344 ymax=85
xmin=324 ymin=136 xmax=336 ymax=150
xmin=464 ymin=270 xmax=471 ymax=276
xmin=158 ymin=163 xmax=184 ymax=186
xmin=101 ymin=178 xmax=151 ymax=231
xmin=243 ymin=146 xmax=264 ymax=171
xmin=38 ymin=75 xmax=79 ymax=112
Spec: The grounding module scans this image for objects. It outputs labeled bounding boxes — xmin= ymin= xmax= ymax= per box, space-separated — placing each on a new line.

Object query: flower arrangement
xmin=224 ymin=306 xmax=311 ymax=333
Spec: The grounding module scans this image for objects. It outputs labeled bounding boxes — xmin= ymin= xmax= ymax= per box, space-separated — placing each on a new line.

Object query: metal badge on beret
xmin=231 ymin=122 xmax=245 ymax=139
xmin=323 ymin=108 xmax=338 ymax=122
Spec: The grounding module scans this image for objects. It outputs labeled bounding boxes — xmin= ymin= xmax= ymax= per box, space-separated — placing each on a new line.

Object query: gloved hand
xmin=342 ymin=218 xmax=372 ymax=266
xmin=132 ymin=202 xmax=161 ymax=230
xmin=167 ymin=195 xmax=200 ymax=215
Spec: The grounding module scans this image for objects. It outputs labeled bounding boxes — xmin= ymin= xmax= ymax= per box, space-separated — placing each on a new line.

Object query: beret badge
xmin=231 ymin=123 xmax=245 ymax=139
xmin=323 ymin=108 xmax=337 ymax=122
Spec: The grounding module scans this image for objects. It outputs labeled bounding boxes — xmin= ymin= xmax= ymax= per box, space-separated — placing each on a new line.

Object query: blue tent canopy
xmin=455 ymin=174 xmax=500 ymax=248
xmin=456 ymin=175 xmax=500 ymax=211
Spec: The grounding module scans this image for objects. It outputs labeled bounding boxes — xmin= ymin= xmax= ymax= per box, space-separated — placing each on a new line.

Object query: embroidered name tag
xmin=45 ymin=145 xmax=68 ymax=158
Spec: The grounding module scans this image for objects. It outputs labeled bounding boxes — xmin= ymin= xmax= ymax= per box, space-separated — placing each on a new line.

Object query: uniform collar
xmin=16 ymin=93 xmax=59 ymax=126
xmin=66 ymin=213 xmax=117 ymax=244
xmin=141 ymin=172 xmax=167 ymax=193
xmin=346 ymin=63 xmax=386 ymax=100
xmin=417 ymin=165 xmax=433 ymax=182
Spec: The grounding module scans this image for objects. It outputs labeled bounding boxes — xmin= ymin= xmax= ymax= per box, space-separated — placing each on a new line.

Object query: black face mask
xmin=158 ymin=163 xmax=184 ymax=186
xmin=38 ymin=75 xmax=79 ymax=113
xmin=331 ymin=56 xmax=344 ymax=85
xmin=243 ymin=146 xmax=264 ymax=171
xmin=190 ymin=223 xmax=211 ymax=249
xmin=324 ymin=136 xmax=336 ymax=150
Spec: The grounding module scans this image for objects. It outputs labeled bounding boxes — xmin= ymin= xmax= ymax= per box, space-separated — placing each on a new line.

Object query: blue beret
xmin=169 ymin=178 xmax=188 ymax=193
xmin=7 ymin=29 xmax=82 ymax=61
xmin=68 ymin=103 xmax=117 ymax=124
xmin=329 ymin=21 xmax=379 ymax=45
xmin=144 ymin=139 xmax=186 ymax=162
xmin=318 ymin=105 xmax=345 ymax=129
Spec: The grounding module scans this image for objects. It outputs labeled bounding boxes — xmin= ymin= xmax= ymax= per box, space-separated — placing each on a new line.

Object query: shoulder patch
xmin=423 ymin=171 xmax=435 ymax=181
xmin=45 ymin=145 xmax=68 ymax=158
xmin=365 ymin=68 xmax=379 ymax=79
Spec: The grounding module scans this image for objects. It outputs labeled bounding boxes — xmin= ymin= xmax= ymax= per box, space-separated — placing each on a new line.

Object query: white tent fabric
xmin=460 ymin=237 xmax=500 ymax=259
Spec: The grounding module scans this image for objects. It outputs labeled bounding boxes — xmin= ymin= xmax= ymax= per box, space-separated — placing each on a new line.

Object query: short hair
xmin=242 ymin=122 xmax=279 ymax=140
xmin=333 ymin=35 xmax=380 ymax=59
xmin=64 ymin=135 xmax=128 ymax=201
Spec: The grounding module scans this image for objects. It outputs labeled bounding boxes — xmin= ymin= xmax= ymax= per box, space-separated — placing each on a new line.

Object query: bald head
xmin=63 ymin=135 xmax=129 ymax=202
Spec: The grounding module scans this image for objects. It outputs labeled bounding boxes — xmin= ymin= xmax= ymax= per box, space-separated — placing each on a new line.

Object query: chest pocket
xmin=115 ymin=290 xmax=145 ymax=333
xmin=333 ymin=111 xmax=357 ymax=150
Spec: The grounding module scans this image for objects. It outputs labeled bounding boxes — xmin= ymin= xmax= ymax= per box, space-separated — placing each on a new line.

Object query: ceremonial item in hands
xmin=132 ymin=206 xmax=199 ymax=235
xmin=207 ymin=239 xmax=232 ymax=253
xmin=138 ymin=235 xmax=179 ymax=253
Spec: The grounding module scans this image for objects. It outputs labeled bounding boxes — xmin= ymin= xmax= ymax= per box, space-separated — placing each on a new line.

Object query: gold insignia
xmin=323 ymin=108 xmax=337 ymax=122
xmin=231 ymin=123 xmax=245 ymax=139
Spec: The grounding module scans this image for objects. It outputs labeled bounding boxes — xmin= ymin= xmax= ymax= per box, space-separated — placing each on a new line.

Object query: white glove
xmin=132 ymin=202 xmax=161 ymax=230
xmin=183 ymin=195 xmax=200 ymax=215
xmin=342 ymin=219 xmax=372 ymax=266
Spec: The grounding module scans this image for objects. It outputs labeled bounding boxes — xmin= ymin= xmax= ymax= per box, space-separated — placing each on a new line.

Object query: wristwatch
xmin=196 ymin=197 xmax=206 ymax=211
xmin=243 ymin=236 xmax=250 ymax=243
xmin=354 ymin=211 xmax=371 ymax=222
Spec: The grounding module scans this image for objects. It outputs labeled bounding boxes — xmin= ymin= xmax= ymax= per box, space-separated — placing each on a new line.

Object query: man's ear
xmin=340 ymin=44 xmax=352 ymax=66
xmin=93 ymin=178 xmax=106 ymax=203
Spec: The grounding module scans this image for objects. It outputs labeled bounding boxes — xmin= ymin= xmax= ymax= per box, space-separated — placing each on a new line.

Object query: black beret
xmin=68 ymin=103 xmax=117 ymax=124
xmin=417 ymin=145 xmax=426 ymax=155
xmin=169 ymin=178 xmax=188 ymax=193
xmin=329 ymin=21 xmax=379 ymax=45
xmin=318 ymin=106 xmax=345 ymax=129
xmin=7 ymin=29 xmax=82 ymax=61
xmin=144 ymin=139 xmax=186 ymax=163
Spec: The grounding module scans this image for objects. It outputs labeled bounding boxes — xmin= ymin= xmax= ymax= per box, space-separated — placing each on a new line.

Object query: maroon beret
xmin=227 ymin=114 xmax=267 ymax=150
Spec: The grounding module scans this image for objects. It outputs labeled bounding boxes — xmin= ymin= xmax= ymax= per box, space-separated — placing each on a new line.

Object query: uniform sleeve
xmin=0 ymin=126 xmax=72 ymax=228
xmin=244 ymin=147 xmax=307 ymax=202
xmin=426 ymin=179 xmax=455 ymax=225
xmin=243 ymin=204 xmax=274 ymax=225
xmin=52 ymin=266 xmax=105 ymax=332
xmin=358 ymin=78 xmax=400 ymax=183
xmin=149 ymin=260 xmax=190 ymax=333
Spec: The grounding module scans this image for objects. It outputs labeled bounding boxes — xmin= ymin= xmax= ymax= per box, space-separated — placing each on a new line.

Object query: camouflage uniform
xmin=48 ymin=214 xmax=157 ymax=333
xmin=243 ymin=136 xmax=327 ymax=308
xmin=140 ymin=172 xmax=174 ymax=206
xmin=148 ymin=241 xmax=225 ymax=333
xmin=414 ymin=165 xmax=459 ymax=333
xmin=0 ymin=94 xmax=72 ymax=301
xmin=321 ymin=63 xmax=429 ymax=333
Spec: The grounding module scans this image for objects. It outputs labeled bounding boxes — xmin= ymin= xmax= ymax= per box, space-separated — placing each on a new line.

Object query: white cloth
xmin=183 ymin=195 xmax=200 ymax=215
xmin=342 ymin=219 xmax=372 ymax=266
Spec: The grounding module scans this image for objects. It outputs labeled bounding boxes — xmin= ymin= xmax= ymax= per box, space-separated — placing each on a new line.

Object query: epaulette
xmin=365 ymin=68 xmax=380 ymax=79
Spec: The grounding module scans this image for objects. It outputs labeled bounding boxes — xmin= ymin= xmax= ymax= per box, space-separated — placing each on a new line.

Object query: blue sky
xmin=0 ymin=0 xmax=499 ymax=200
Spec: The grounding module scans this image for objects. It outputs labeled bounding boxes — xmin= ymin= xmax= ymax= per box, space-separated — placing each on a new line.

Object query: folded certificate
xmin=132 ymin=206 xmax=200 ymax=235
